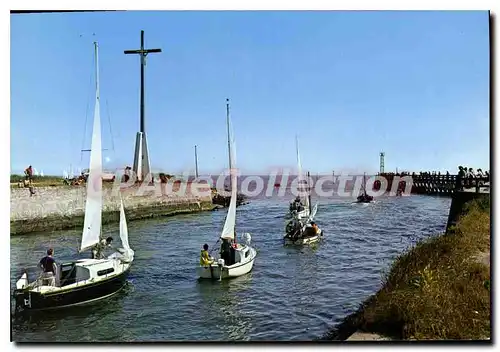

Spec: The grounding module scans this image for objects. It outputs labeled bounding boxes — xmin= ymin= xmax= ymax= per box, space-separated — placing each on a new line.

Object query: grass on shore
xmin=325 ymin=197 xmax=490 ymax=340
xmin=10 ymin=174 xmax=65 ymax=187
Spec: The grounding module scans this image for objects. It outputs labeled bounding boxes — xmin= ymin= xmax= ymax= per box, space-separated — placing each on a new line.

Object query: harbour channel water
xmin=11 ymin=194 xmax=451 ymax=341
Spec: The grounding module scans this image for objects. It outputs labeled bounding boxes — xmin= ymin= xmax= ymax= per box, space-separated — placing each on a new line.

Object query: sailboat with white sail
xmin=13 ymin=42 xmax=134 ymax=312
xmin=197 ymin=99 xmax=256 ymax=280
xmin=286 ymin=136 xmax=311 ymax=220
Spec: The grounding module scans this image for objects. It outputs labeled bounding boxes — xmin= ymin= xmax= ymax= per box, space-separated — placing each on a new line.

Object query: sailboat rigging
xmin=13 ymin=42 xmax=135 ymax=312
xmin=286 ymin=135 xmax=311 ymax=220
xmin=197 ymin=99 xmax=257 ymax=280
xmin=283 ymin=138 xmax=323 ymax=245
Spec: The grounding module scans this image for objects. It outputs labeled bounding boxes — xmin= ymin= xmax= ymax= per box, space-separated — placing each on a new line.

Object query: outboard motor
xmin=217 ymin=259 xmax=225 ymax=281
xmin=243 ymin=233 xmax=252 ymax=245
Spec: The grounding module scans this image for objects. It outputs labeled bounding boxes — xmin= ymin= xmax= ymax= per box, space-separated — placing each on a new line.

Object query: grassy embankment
xmin=10 ymin=174 xmax=64 ymax=187
xmin=324 ymin=197 xmax=490 ymax=340
xmin=10 ymin=173 xmax=180 ymax=188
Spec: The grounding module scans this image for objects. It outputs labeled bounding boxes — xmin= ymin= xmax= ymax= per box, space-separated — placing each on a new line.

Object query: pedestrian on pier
xmin=456 ymin=166 xmax=465 ymax=191
xmin=24 ymin=165 xmax=33 ymax=182
xmin=467 ymin=168 xmax=475 ymax=188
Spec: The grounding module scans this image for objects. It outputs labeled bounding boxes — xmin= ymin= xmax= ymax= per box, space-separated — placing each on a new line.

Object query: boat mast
xmin=226 ymin=98 xmax=237 ymax=241
xmin=194 ymin=145 xmax=199 ymax=178
xmin=363 ymin=172 xmax=367 ymax=196
xmin=307 ymin=171 xmax=312 ymax=213
xmin=226 ymin=98 xmax=232 ymax=189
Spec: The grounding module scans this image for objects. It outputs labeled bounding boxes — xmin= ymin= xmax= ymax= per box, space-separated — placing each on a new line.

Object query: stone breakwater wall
xmin=10 ymin=183 xmax=214 ymax=235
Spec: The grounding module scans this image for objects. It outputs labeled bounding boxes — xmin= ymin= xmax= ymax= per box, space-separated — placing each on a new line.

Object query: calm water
xmin=11 ymin=194 xmax=451 ymax=342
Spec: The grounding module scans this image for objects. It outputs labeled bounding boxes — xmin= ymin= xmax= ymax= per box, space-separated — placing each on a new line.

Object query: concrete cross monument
xmin=124 ymin=30 xmax=162 ymax=183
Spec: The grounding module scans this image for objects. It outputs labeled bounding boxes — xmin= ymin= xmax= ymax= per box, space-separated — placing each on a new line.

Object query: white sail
xmin=296 ymin=135 xmax=310 ymax=209
xmin=119 ymin=195 xmax=134 ymax=256
xmin=220 ymin=101 xmax=237 ymax=240
xmin=308 ymin=203 xmax=318 ymax=222
xmin=80 ymin=42 xmax=103 ymax=252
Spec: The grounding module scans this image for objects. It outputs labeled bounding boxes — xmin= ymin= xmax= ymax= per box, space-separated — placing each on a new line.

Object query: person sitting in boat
xmin=290 ymin=198 xmax=299 ymax=212
xmin=39 ymin=248 xmax=57 ymax=286
xmin=296 ymin=203 xmax=305 ymax=212
xmin=200 ymin=244 xmax=214 ymax=266
xmin=220 ymin=237 xmax=235 ymax=266
xmin=286 ymin=219 xmax=302 ymax=240
xmin=91 ymin=236 xmax=114 ymax=259
xmin=311 ymin=222 xmax=319 ymax=234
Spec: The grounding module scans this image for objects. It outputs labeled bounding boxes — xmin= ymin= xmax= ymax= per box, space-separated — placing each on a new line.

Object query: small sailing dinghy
xmin=197 ymin=99 xmax=256 ymax=280
xmin=13 ymin=42 xmax=134 ymax=312
xmin=356 ymin=173 xmax=374 ymax=203
xmin=286 ymin=136 xmax=311 ymax=220
xmin=284 ymin=203 xmax=323 ymax=245
xmin=284 ymin=171 xmax=323 ymax=245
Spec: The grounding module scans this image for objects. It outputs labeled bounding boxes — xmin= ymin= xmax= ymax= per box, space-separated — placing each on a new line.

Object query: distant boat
xmin=356 ymin=173 xmax=374 ymax=203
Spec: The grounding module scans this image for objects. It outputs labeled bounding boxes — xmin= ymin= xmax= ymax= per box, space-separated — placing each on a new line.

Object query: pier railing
xmin=383 ymin=173 xmax=490 ymax=195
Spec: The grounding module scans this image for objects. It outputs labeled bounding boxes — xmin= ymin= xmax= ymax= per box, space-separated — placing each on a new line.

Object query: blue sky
xmin=10 ymin=10 xmax=490 ymax=176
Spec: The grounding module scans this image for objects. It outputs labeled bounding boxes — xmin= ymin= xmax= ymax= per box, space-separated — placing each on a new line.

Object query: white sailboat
xmin=287 ymin=136 xmax=311 ymax=220
xmin=197 ymin=99 xmax=256 ymax=280
xmin=13 ymin=42 xmax=134 ymax=312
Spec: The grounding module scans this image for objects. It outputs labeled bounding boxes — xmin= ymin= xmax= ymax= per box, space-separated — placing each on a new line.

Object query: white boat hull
xmin=284 ymin=229 xmax=323 ymax=245
xmin=197 ymin=245 xmax=256 ymax=280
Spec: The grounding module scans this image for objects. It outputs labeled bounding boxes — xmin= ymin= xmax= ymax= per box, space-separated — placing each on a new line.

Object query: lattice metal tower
xmin=379 ymin=152 xmax=385 ymax=174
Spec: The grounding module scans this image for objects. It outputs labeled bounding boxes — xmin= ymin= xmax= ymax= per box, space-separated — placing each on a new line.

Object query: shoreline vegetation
xmin=10 ymin=174 xmax=66 ymax=187
xmin=321 ymin=197 xmax=490 ymax=341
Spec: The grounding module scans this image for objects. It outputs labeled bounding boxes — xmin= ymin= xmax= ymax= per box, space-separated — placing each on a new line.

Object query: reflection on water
xmin=11 ymin=194 xmax=451 ymax=341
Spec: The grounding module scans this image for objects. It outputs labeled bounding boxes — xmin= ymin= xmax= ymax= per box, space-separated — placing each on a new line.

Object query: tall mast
xmin=226 ymin=99 xmax=232 ymax=170
xmin=226 ymin=98 xmax=232 ymax=189
xmin=307 ymin=171 xmax=312 ymax=213
xmin=363 ymin=172 xmax=367 ymax=195
xmin=194 ymin=145 xmax=199 ymax=178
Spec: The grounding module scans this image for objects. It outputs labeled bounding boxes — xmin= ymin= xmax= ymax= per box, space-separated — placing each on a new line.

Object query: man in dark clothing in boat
xmin=39 ymin=248 xmax=57 ymax=286
xmin=220 ymin=237 xmax=237 ymax=266
xmin=291 ymin=196 xmax=304 ymax=212
xmin=91 ymin=237 xmax=114 ymax=259
xmin=285 ymin=219 xmax=302 ymax=240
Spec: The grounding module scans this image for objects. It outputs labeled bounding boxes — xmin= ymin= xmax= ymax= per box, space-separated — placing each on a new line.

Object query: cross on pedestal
xmin=124 ymin=30 xmax=162 ymax=182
